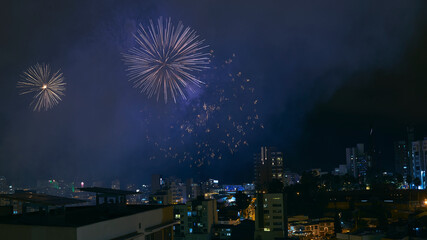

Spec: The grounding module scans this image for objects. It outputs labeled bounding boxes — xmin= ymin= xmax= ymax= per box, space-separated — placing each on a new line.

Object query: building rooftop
xmin=0 ymin=192 xmax=86 ymax=206
xmin=78 ymin=187 xmax=140 ymax=195
xmin=0 ymin=205 xmax=166 ymax=227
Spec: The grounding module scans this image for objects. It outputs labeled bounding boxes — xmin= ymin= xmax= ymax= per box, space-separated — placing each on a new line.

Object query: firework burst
xmin=122 ymin=17 xmax=210 ymax=103
xmin=17 ymin=63 xmax=66 ymax=111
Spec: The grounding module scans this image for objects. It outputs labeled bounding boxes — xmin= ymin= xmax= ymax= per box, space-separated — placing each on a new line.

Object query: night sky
xmin=1 ymin=1 xmax=427 ymax=185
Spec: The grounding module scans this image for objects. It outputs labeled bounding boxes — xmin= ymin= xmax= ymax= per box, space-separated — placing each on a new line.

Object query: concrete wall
xmin=77 ymin=207 xmax=173 ymax=240
xmin=0 ymin=224 xmax=77 ymax=240
xmin=0 ymin=206 xmax=174 ymax=240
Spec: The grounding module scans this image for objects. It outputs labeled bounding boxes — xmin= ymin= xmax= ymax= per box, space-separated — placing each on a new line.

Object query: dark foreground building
xmin=0 ymin=189 xmax=177 ymax=240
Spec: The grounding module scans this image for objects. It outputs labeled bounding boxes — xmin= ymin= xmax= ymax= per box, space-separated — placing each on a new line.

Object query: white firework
xmin=122 ymin=17 xmax=210 ymax=103
xmin=17 ymin=63 xmax=66 ymax=111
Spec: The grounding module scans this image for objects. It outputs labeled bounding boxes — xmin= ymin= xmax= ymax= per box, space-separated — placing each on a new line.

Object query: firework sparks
xmin=142 ymin=53 xmax=264 ymax=167
xmin=17 ymin=63 xmax=66 ymax=111
xmin=122 ymin=17 xmax=210 ymax=103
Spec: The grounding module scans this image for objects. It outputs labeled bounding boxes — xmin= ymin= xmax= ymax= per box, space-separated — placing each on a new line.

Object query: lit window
xmin=188 ymin=212 xmax=192 ymax=216
xmin=264 ymin=228 xmax=270 ymax=231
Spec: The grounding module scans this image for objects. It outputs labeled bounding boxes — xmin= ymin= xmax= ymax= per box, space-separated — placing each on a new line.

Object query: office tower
xmin=254 ymin=147 xmax=284 ymax=191
xmin=411 ymin=139 xmax=427 ymax=189
xmin=407 ymin=126 xmax=415 ymax=179
xmin=186 ymin=178 xmax=193 ymax=199
xmin=346 ymin=143 xmax=369 ymax=182
xmin=151 ymin=174 xmax=163 ymax=193
xmin=394 ymin=141 xmax=410 ymax=179
xmin=395 ymin=127 xmax=416 ymax=183
xmin=366 ymin=126 xmax=379 ymax=172
xmin=173 ymin=198 xmax=218 ymax=240
xmin=254 ymin=193 xmax=287 ymax=240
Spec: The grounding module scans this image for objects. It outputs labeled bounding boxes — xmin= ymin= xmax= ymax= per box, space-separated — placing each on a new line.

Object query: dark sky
xmin=1 ymin=0 xmax=427 ymax=185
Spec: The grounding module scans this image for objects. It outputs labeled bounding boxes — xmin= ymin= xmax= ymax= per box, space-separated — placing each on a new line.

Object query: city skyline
xmin=1 ymin=1 xmax=427 ymax=185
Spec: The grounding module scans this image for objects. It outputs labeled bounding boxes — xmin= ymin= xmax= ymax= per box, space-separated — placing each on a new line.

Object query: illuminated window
xmin=264 ymin=228 xmax=270 ymax=232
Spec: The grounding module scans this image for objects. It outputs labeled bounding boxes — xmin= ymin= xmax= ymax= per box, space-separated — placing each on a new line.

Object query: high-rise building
xmin=152 ymin=174 xmax=163 ymax=193
xmin=254 ymin=193 xmax=287 ymax=240
xmin=173 ymin=198 xmax=218 ymax=240
xmin=394 ymin=127 xmax=415 ymax=183
xmin=254 ymin=147 xmax=284 ymax=190
xmin=162 ymin=177 xmax=186 ymax=204
xmin=186 ymin=178 xmax=201 ymax=201
xmin=407 ymin=126 xmax=415 ymax=178
xmin=170 ymin=181 xmax=185 ymax=204
xmin=394 ymin=141 xmax=411 ymax=180
xmin=346 ymin=144 xmax=370 ymax=182
xmin=411 ymin=139 xmax=427 ymax=189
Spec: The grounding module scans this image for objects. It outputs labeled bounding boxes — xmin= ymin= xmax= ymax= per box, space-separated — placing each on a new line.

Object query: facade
xmin=0 ymin=205 xmax=176 ymax=240
xmin=212 ymin=224 xmax=233 ymax=240
xmin=173 ymin=198 xmax=218 ymax=240
xmin=150 ymin=188 xmax=173 ymax=205
xmin=186 ymin=179 xmax=201 ymax=201
xmin=288 ymin=216 xmax=334 ymax=239
xmin=169 ymin=181 xmax=186 ymax=204
xmin=411 ymin=139 xmax=427 ymax=189
xmin=332 ymin=164 xmax=348 ymax=176
xmin=254 ymin=147 xmax=284 ymax=190
xmin=394 ymin=140 xmax=411 ymax=181
xmin=394 ymin=126 xmax=416 ymax=186
xmin=346 ymin=144 xmax=370 ymax=182
xmin=151 ymin=174 xmax=163 ymax=194
xmin=254 ymin=193 xmax=286 ymax=240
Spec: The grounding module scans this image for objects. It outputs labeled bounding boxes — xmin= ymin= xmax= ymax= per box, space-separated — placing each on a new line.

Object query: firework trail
xmin=122 ymin=17 xmax=210 ymax=103
xmin=17 ymin=63 xmax=66 ymax=111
